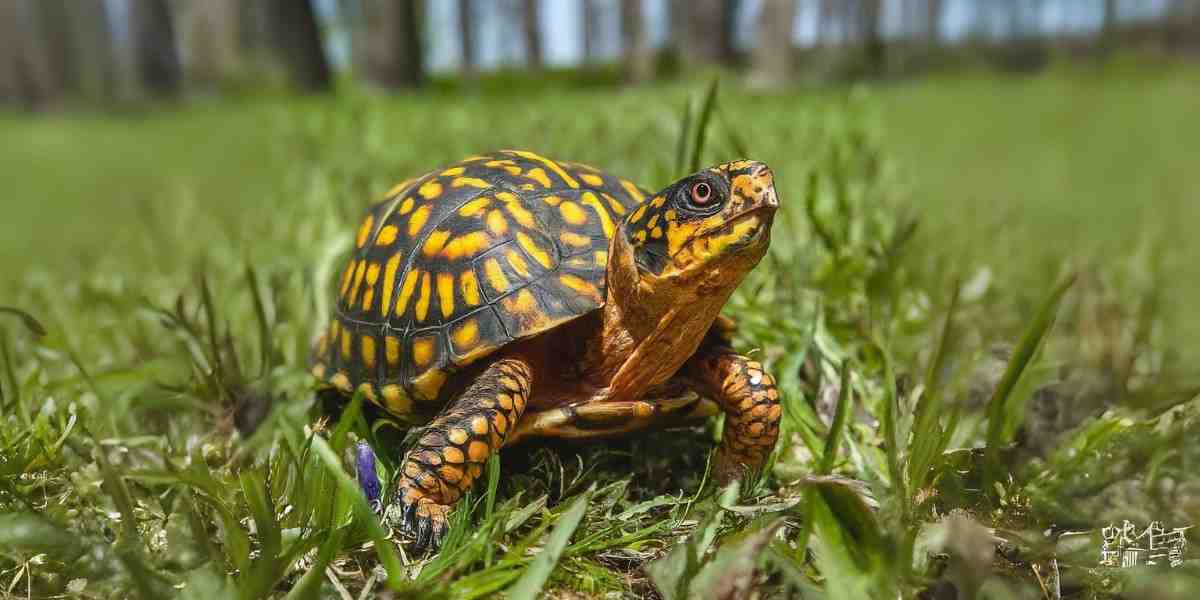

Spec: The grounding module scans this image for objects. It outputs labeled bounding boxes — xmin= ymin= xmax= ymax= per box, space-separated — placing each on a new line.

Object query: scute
xmin=311 ymin=151 xmax=649 ymax=416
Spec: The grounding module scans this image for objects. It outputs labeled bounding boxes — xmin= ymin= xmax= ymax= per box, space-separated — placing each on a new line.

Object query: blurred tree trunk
xmin=363 ymin=0 xmax=425 ymax=89
xmin=72 ymin=0 xmax=119 ymax=103
xmin=621 ymin=0 xmax=653 ymax=82
xmin=180 ymin=0 xmax=242 ymax=89
xmin=749 ymin=0 xmax=795 ymax=88
xmin=0 ymin=0 xmax=62 ymax=109
xmin=582 ymin=0 xmax=598 ymax=64
xmin=459 ymin=0 xmax=478 ymax=80
xmin=32 ymin=0 xmax=77 ymax=96
xmin=681 ymin=0 xmax=736 ymax=65
xmin=130 ymin=0 xmax=182 ymax=96
xmin=860 ymin=0 xmax=885 ymax=76
xmin=925 ymin=0 xmax=943 ymax=44
xmin=265 ymin=0 xmax=331 ymax=91
xmin=522 ymin=0 xmax=543 ymax=69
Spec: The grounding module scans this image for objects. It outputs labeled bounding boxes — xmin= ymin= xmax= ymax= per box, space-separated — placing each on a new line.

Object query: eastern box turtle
xmin=311 ymin=150 xmax=782 ymax=550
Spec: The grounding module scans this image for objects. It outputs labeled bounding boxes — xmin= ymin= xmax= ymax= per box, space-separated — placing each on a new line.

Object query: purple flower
xmin=355 ymin=441 xmax=382 ymax=512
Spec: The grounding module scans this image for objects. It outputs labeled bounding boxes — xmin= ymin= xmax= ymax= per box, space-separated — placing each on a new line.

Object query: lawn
xmin=1 ymin=65 xmax=1197 ymax=598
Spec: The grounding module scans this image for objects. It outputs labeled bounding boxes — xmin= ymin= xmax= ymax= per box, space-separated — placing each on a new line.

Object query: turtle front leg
xmin=388 ymin=357 xmax=532 ymax=551
xmin=683 ymin=350 xmax=782 ymax=485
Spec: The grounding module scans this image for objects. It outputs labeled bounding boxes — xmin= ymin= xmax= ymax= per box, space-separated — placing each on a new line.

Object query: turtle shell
xmin=311 ymin=151 xmax=651 ymax=417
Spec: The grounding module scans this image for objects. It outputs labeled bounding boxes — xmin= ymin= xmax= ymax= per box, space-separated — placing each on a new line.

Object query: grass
xmin=1 ymin=64 xmax=1199 ymax=598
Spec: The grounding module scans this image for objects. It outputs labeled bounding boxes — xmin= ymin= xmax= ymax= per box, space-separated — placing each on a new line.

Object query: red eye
xmin=690 ymin=182 xmax=712 ymax=205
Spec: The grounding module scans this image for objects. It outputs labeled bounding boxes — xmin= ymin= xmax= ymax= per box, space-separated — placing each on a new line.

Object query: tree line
xmin=2 ymin=0 xmax=1198 ymax=111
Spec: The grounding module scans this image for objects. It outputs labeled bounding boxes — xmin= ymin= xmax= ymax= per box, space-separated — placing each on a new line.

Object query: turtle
xmin=311 ymin=150 xmax=782 ymax=550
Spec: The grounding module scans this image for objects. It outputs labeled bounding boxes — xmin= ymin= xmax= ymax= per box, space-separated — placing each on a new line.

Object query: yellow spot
xmin=560 ymin=231 xmax=591 ymax=247
xmin=412 ymin=368 xmax=446 ymax=401
xmin=442 ymin=231 xmax=492 ymax=260
xmin=502 ymin=165 xmax=522 ymax=175
xmin=408 ymin=205 xmax=431 ymax=236
xmin=525 ymin=167 xmax=552 ymax=188
xmin=452 ymin=319 xmax=479 ymax=349
xmin=380 ymin=253 xmax=401 ymax=316
xmin=495 ymin=191 xmax=519 ymax=202
xmin=647 ymin=213 xmax=660 ymax=229
xmin=629 ymin=205 xmax=646 ymax=224
xmin=361 ymin=262 xmax=381 ymax=311
xmin=484 ymin=258 xmax=510 ymax=294
xmin=361 ymin=335 xmax=377 ymax=370
xmin=437 ymin=273 xmax=456 ymax=319
xmin=512 ymin=150 xmax=579 ymax=188
xmin=448 ymin=428 xmax=469 ymax=445
xmin=451 ymin=177 xmax=491 ymax=189
xmin=330 ymin=372 xmax=352 ymax=393
xmin=511 ymin=288 xmax=536 ymax=312
xmin=468 ymin=440 xmax=490 ymax=462
xmin=471 ymin=416 xmax=490 ymax=436
xmin=415 ymin=272 xmax=432 ymax=322
xmin=398 ymin=197 xmax=415 ymax=215
xmin=460 ymin=271 xmax=481 ymax=306
xmin=542 ymin=195 xmax=563 ymax=206
xmin=395 ymin=269 xmax=420 ymax=316
xmin=650 ymin=195 xmax=666 ymax=208
xmin=385 ymin=336 xmax=401 ymax=366
xmin=412 ymin=337 xmax=435 ymax=367
xmin=484 ymin=159 xmax=514 ymax=167
xmin=634 ymin=230 xmax=647 ymax=243
xmin=458 ymin=197 xmax=491 ymax=217
xmin=594 ymin=251 xmax=608 ymax=266
xmin=418 ymin=180 xmax=443 ymax=199
xmin=375 ymin=225 xmax=399 ymax=246
xmin=329 ymin=320 xmax=341 ymax=344
xmin=520 ymin=183 xmax=535 ymax=191
xmin=385 ymin=178 xmax=415 ymax=198
xmin=502 ymin=200 xmax=536 ymax=228
xmin=517 ymin=232 xmax=553 ymax=269
xmin=506 ymin=249 xmax=531 ymax=278
xmin=603 ymin=192 xmax=626 ymax=215
xmin=581 ymin=192 xmax=616 ymax=238
xmin=650 ymin=226 xmax=663 ymax=239
xmin=356 ymin=215 xmax=375 ymax=248
xmin=620 ymin=179 xmax=646 ymax=202
xmin=340 ymin=328 xmax=352 ymax=360
xmin=560 ymin=274 xmax=601 ymax=302
xmin=665 ymin=209 xmax=677 ymax=221
xmin=580 ymin=173 xmax=604 ymax=187
xmin=381 ymin=384 xmax=411 ymax=414
xmin=441 ymin=166 xmax=466 ymax=176
xmin=486 ymin=210 xmax=509 ymax=236
xmin=422 ymin=229 xmax=452 ymax=256
xmin=338 ymin=260 xmax=356 ymax=298
xmin=558 ymin=201 xmax=587 ymax=225
xmin=348 ymin=260 xmax=367 ymax=303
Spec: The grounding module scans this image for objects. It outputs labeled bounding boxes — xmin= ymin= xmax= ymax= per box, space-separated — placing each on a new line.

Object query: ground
xmin=1 ymin=62 xmax=1198 ymax=599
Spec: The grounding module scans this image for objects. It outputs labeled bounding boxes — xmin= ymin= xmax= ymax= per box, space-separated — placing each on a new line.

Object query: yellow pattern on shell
xmin=458 ymin=197 xmax=490 ymax=217
xmin=412 ymin=337 xmax=435 ymax=367
xmin=620 ymin=180 xmax=646 ymax=202
xmin=395 ymin=269 xmax=420 ymax=316
xmin=512 ymin=150 xmax=579 ymax=188
xmin=558 ymin=201 xmax=587 ymax=225
xmin=375 ymin=225 xmax=399 ymax=246
xmin=442 ymin=231 xmax=492 ymax=260
xmin=580 ymin=173 xmax=604 ymax=187
xmin=484 ymin=258 xmax=510 ymax=294
xmin=516 ymin=232 xmax=553 ymax=269
xmin=524 ymin=168 xmax=552 ymax=188
xmin=422 ymin=229 xmax=451 ymax=256
xmin=581 ymin=192 xmax=616 ymax=238
xmin=361 ymin=335 xmax=376 ymax=370
xmin=380 ymin=253 xmax=401 ymax=317
xmin=460 ymin=270 xmax=482 ymax=306
xmin=408 ymin=205 xmax=431 ymax=236
xmin=418 ymin=180 xmax=443 ymax=199
xmin=486 ymin=210 xmax=509 ymax=236
xmin=451 ymin=177 xmax=491 ymax=189
xmin=437 ymin=273 xmax=456 ymax=319
xmin=361 ymin=262 xmax=381 ymax=311
xmin=356 ymin=214 xmax=375 ymax=248
xmin=415 ymin=272 xmax=432 ymax=322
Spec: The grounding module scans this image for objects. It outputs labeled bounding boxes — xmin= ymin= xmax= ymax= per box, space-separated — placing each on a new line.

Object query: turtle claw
xmin=390 ymin=492 xmax=451 ymax=553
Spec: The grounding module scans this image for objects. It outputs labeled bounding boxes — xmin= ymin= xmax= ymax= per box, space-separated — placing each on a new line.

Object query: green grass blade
xmin=0 ymin=306 xmax=47 ymax=338
xmin=984 ymin=274 xmax=1076 ymax=484
xmin=674 ymin=97 xmax=693 ymax=177
xmin=506 ymin=486 xmax=594 ymax=600
xmin=819 ymin=361 xmax=853 ymax=474
xmin=688 ymin=78 xmax=721 ymax=174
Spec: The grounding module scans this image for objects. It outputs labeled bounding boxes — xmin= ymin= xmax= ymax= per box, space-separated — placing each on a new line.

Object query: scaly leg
xmin=387 ymin=357 xmax=532 ymax=550
xmin=683 ymin=350 xmax=782 ymax=485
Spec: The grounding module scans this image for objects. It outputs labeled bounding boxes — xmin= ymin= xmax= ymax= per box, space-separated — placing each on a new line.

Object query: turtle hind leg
xmin=506 ymin=390 xmax=717 ymax=445
xmin=388 ymin=357 xmax=532 ymax=551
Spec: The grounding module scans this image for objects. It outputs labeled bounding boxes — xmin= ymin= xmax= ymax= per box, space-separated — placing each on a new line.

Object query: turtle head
xmin=619 ymin=160 xmax=778 ymax=282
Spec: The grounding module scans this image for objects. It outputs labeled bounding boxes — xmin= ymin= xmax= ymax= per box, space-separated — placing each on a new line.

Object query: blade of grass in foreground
xmin=688 ymin=78 xmax=721 ymax=174
xmin=984 ymin=274 xmax=1075 ymax=489
xmin=506 ymin=486 xmax=594 ymax=600
xmin=794 ymin=361 xmax=853 ymax=561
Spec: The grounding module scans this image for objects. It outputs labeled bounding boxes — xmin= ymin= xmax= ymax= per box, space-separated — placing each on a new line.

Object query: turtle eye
xmin=689 ymin=182 xmax=712 ymax=206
